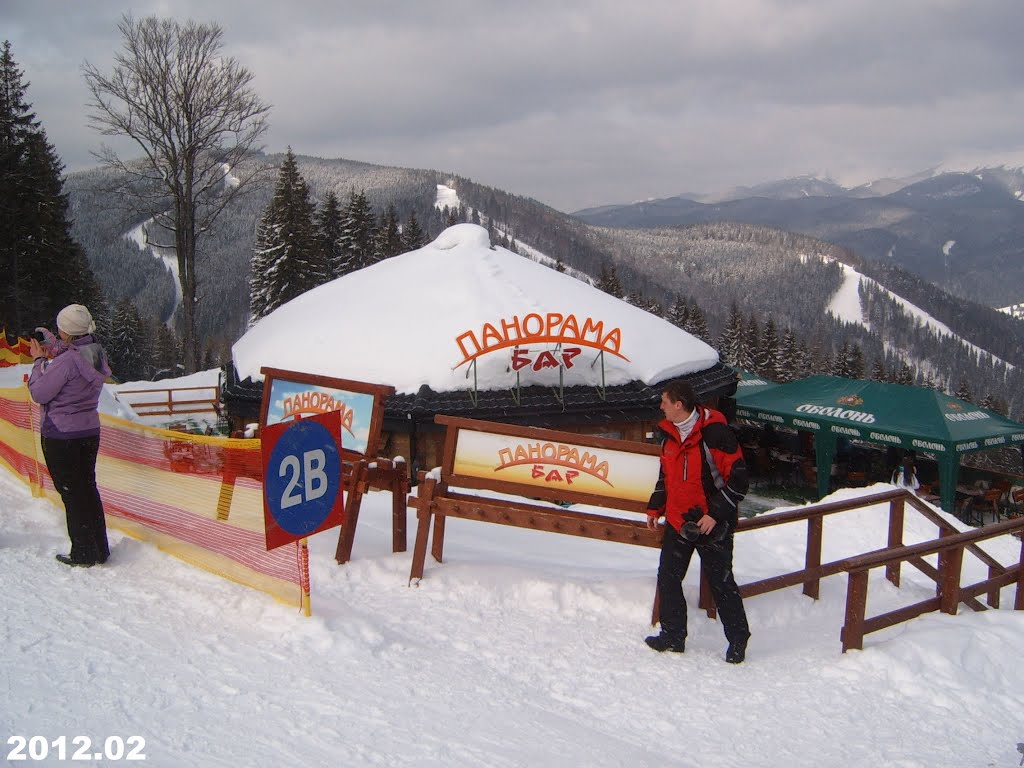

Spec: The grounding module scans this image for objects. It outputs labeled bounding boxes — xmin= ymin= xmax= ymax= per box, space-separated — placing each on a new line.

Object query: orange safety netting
xmin=0 ymin=328 xmax=33 ymax=367
xmin=0 ymin=383 xmax=307 ymax=608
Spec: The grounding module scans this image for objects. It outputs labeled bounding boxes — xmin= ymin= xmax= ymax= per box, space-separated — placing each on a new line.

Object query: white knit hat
xmin=56 ymin=304 xmax=96 ymax=336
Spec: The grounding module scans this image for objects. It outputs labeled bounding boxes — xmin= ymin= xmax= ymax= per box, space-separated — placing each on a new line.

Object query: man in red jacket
xmin=645 ymin=379 xmax=750 ymax=663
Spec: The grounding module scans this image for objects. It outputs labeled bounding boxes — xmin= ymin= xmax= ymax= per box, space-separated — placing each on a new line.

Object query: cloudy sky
xmin=5 ymin=0 xmax=1024 ymax=212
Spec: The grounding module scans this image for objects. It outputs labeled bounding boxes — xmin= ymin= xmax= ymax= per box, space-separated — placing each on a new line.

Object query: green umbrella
xmin=735 ymin=375 xmax=1024 ymax=514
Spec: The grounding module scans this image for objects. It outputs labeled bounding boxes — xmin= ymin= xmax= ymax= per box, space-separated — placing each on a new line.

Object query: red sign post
xmin=261 ymin=409 xmax=345 ymax=551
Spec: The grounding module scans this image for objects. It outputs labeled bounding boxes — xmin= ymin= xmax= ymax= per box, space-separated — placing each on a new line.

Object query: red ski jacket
xmin=646 ymin=406 xmax=748 ymax=533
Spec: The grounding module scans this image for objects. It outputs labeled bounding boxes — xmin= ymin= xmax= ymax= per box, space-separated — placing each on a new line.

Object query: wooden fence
xmin=118 ymin=385 xmax=221 ymax=418
xmin=691 ymin=488 xmax=1024 ymax=651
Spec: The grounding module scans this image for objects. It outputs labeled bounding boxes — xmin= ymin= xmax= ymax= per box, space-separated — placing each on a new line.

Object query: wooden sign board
xmin=436 ymin=414 xmax=661 ymax=513
xmin=259 ymin=367 xmax=394 ymax=462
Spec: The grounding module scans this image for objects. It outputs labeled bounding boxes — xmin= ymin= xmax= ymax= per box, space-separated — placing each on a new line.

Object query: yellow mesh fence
xmin=0 ymin=383 xmax=307 ymax=608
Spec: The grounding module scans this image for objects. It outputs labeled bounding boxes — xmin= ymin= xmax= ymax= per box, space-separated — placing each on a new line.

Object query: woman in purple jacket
xmin=28 ymin=304 xmax=112 ymax=567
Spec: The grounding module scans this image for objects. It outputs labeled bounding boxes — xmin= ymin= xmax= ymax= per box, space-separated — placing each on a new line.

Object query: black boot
xmin=55 ymin=553 xmax=96 ymax=568
xmin=725 ymin=636 xmax=748 ymax=664
xmin=645 ymin=632 xmax=686 ymax=653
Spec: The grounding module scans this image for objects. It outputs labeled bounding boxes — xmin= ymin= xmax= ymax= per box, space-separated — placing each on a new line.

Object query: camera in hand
xmin=681 ymin=506 xmax=704 ymax=542
xmin=33 ymin=330 xmax=47 ymax=343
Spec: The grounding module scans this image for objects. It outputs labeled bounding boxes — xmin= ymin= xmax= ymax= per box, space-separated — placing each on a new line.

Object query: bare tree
xmin=83 ymin=15 xmax=271 ymax=372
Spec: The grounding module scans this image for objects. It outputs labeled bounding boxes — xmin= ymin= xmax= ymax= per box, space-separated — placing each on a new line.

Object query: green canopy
xmin=733 ymin=369 xmax=778 ymax=397
xmin=735 ymin=374 xmax=1024 ymax=514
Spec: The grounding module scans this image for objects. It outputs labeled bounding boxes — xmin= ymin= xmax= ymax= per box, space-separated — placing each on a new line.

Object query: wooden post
xmin=392 ymin=458 xmax=408 ymax=553
xmin=935 ymin=527 xmax=949 ymax=598
xmin=431 ymin=513 xmax=447 ymax=564
xmin=841 ymin=569 xmax=869 ymax=652
xmin=937 ymin=545 xmax=964 ymax=615
xmin=1015 ymin=535 xmax=1024 ymax=611
xmin=987 ymin=564 xmax=1000 ymax=609
xmin=803 ymin=514 xmax=823 ymax=599
xmin=700 ymin=566 xmax=716 ymax=619
xmin=335 ymin=461 xmax=367 ymax=564
xmin=886 ymin=497 xmax=905 ymax=587
xmin=299 ymin=538 xmax=312 ymax=617
xmin=409 ymin=475 xmax=436 ymax=584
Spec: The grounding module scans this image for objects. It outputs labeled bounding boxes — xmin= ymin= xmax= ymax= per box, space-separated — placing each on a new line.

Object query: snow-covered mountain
xmin=572 ymin=166 xmax=1024 ymax=310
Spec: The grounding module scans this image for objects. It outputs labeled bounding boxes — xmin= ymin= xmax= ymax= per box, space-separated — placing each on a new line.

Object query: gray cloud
xmin=5 ymin=0 xmax=1024 ymax=211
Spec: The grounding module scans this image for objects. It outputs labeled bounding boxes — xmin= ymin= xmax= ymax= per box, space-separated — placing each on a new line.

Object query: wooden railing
xmin=839 ymin=514 xmax=1024 ymax=651
xmin=118 ymin=385 xmax=221 ymax=418
xmin=692 ymin=488 xmax=1024 ymax=651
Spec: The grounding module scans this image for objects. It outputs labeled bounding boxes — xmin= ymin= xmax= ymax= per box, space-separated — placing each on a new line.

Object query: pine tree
xmin=955 ymin=381 xmax=973 ymax=403
xmin=313 ymin=191 xmax=344 ymax=281
xmin=869 ymin=358 xmax=887 ymax=382
xmin=595 ymin=264 xmax=623 ymax=299
xmin=775 ymin=327 xmax=799 ymax=382
xmin=248 ymin=207 xmax=278 ymax=325
xmin=740 ymin=315 xmax=761 ymax=373
xmin=152 ymin=324 xmax=181 ymax=379
xmin=988 ymin=396 xmax=1008 ymax=416
xmin=847 ymin=343 xmax=865 ymax=380
xmin=895 ymin=362 xmax=914 ymax=386
xmin=795 ymin=340 xmax=812 ymax=380
xmin=108 ymin=297 xmax=147 ymax=381
xmin=685 ymin=304 xmax=710 ymax=344
xmin=374 ymin=203 xmax=403 ymax=261
xmin=0 ymin=41 xmax=100 ymax=332
xmin=717 ymin=302 xmax=744 ymax=367
xmin=755 ymin=318 xmax=779 ymax=377
xmin=667 ymin=295 xmax=689 ymax=330
xmin=401 ymin=211 xmax=425 ymax=252
xmin=835 ymin=345 xmax=848 ymax=378
xmin=339 ymin=190 xmax=376 ymax=271
xmin=248 ymin=149 xmax=319 ymax=322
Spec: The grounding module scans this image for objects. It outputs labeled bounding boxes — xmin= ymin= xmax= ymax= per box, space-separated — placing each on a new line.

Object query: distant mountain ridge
xmin=572 ymin=166 xmax=1024 ymax=309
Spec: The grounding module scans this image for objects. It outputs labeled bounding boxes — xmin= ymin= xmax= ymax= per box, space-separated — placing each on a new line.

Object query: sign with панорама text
xmin=452 ymin=428 xmax=659 ymax=504
xmin=264 ymin=379 xmax=374 ymax=455
xmin=453 ymin=312 xmax=629 ymax=370
xmin=259 ymin=367 xmax=395 ymax=461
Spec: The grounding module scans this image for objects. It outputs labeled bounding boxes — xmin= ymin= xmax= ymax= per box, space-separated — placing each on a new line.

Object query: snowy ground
xmin=3 ymin=467 xmax=1023 ymax=767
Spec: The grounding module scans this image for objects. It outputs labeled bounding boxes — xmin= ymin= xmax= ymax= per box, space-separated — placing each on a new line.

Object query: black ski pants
xmin=656 ymin=523 xmax=750 ymax=644
xmin=42 ymin=435 xmax=109 ymax=564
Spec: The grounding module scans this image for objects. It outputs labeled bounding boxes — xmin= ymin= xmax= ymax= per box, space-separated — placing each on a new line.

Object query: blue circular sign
xmin=265 ymin=419 xmax=341 ymax=535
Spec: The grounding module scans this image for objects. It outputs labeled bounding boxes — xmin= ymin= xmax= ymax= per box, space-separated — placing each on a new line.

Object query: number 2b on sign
xmin=511 ymin=346 xmax=581 ymax=372
xmin=279 ymin=449 xmax=329 ymax=508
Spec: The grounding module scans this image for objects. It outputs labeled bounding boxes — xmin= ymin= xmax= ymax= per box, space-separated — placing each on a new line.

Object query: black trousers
xmin=656 ymin=524 xmax=750 ymax=644
xmin=42 ymin=435 xmax=109 ymax=564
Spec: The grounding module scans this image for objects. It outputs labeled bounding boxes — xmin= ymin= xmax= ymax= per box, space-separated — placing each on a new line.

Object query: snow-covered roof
xmin=232 ymin=224 xmax=719 ymax=396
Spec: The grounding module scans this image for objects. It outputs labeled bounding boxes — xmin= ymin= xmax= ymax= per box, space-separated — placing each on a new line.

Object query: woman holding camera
xmin=27 ymin=304 xmax=112 ymax=567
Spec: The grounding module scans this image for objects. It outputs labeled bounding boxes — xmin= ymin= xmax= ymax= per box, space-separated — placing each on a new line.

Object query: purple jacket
xmin=28 ymin=335 xmax=112 ymax=439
